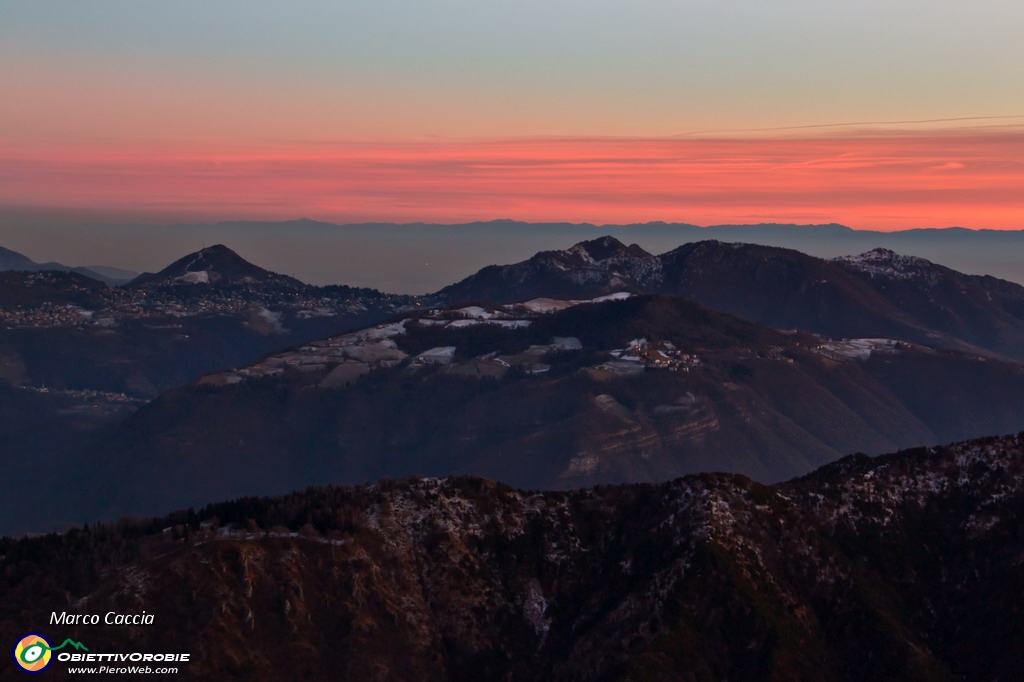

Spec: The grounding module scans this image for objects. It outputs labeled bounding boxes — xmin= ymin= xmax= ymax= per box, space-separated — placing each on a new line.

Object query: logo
xmin=12 ymin=633 xmax=88 ymax=674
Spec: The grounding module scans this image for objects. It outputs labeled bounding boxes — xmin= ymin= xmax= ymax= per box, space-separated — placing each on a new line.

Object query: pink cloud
xmin=1 ymin=129 xmax=1022 ymax=229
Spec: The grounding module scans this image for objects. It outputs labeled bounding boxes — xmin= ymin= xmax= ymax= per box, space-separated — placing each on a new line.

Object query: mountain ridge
xmin=40 ymin=291 xmax=1024 ymax=528
xmin=0 ymin=244 xmax=135 ymax=284
xmin=3 ymin=430 xmax=1023 ymax=681
xmin=6 ymin=218 xmax=1024 ymax=290
xmin=127 ymin=244 xmax=304 ymax=288
xmin=441 ymin=236 xmax=1024 ymax=361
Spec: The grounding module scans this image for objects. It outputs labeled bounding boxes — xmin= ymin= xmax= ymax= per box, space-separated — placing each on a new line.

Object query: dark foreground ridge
xmin=3 ymin=432 xmax=1023 ymax=681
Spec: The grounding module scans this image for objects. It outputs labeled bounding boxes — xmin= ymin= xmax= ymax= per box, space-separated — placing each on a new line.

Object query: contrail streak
xmin=676 ymin=114 xmax=1024 ymax=137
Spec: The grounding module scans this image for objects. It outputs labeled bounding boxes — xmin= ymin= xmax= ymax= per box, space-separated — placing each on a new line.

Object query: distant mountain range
xmin=4 ymin=431 xmax=1023 ymax=681
xmin=441 ymin=237 xmax=1024 ymax=362
xmin=3 ymin=219 xmax=1024 ymax=291
xmin=0 ymin=244 xmax=137 ymax=284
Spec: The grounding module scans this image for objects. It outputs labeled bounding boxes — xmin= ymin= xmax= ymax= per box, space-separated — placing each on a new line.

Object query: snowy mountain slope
xmin=440 ymin=237 xmax=1024 ymax=361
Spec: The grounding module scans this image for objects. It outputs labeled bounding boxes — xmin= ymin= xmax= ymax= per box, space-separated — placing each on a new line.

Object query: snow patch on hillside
xmin=176 ymin=270 xmax=210 ymax=284
xmin=833 ymin=249 xmax=939 ymax=283
xmin=517 ymin=292 xmax=631 ymax=313
xmin=816 ymin=338 xmax=899 ymax=361
xmin=257 ymin=307 xmax=286 ymax=333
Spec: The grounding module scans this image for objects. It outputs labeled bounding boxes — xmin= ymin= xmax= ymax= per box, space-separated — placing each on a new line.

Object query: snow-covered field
xmin=516 ymin=292 xmax=631 ymax=314
xmin=816 ymin=338 xmax=899 ymax=361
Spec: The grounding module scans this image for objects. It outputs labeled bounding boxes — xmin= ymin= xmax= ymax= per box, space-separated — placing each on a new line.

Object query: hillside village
xmin=0 ymin=276 xmax=415 ymax=330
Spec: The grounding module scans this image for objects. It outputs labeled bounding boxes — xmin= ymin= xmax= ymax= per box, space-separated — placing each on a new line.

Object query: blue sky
xmin=4 ymin=0 xmax=1023 ymax=140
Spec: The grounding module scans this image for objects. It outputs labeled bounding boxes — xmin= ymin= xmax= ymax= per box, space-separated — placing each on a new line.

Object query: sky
xmin=2 ymin=1 xmax=1024 ymax=229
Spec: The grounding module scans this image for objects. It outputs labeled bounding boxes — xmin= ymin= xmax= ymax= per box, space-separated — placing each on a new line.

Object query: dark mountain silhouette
xmin=437 ymin=236 xmax=658 ymax=302
xmin=0 ymin=244 xmax=131 ymax=284
xmin=3 ymin=431 xmax=1023 ymax=681
xmin=0 ymin=244 xmax=38 ymax=270
xmin=441 ymin=237 xmax=1024 ymax=361
xmin=128 ymin=244 xmax=303 ymax=288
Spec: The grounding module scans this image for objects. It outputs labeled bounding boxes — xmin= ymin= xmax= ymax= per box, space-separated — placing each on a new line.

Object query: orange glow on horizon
xmin=1 ymin=129 xmax=1022 ymax=230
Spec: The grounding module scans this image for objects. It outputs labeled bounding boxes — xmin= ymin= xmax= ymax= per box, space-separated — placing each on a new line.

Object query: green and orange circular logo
xmin=12 ymin=633 xmax=52 ymax=674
